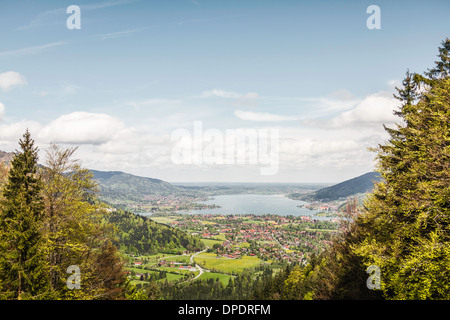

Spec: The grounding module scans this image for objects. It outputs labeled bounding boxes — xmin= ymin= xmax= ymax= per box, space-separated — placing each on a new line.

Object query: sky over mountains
xmin=0 ymin=0 xmax=449 ymax=183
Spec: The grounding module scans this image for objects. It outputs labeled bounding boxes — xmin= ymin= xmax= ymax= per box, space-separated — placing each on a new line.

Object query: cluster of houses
xmin=156 ymin=213 xmax=338 ymax=264
xmin=303 ymin=200 xmax=341 ymax=213
xmin=127 ymin=256 xmax=198 ymax=281
xmin=198 ymin=218 xmax=328 ymax=263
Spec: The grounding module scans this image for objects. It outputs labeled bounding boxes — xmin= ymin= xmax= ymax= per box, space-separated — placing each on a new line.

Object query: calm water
xmin=176 ymin=194 xmax=325 ymax=218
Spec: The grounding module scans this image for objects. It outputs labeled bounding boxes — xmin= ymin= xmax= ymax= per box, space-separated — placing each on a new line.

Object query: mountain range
xmin=0 ymin=150 xmax=13 ymax=165
xmin=91 ymin=170 xmax=382 ymax=203
xmin=90 ymin=169 xmax=185 ymax=201
xmin=303 ymin=171 xmax=382 ymax=201
xmin=0 ymin=149 xmax=381 ymax=202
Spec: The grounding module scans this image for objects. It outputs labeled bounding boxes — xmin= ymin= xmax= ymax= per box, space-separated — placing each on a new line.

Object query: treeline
xmin=144 ymin=263 xmax=331 ymax=300
xmin=151 ymin=248 xmax=380 ymax=300
xmin=106 ymin=209 xmax=205 ymax=255
xmin=156 ymin=265 xmax=289 ymax=300
xmin=0 ymin=137 xmax=127 ymax=299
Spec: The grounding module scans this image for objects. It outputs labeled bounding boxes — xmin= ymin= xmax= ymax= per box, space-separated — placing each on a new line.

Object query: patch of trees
xmin=107 ymin=209 xmax=205 ymax=255
xmin=0 ymin=135 xmax=127 ymax=300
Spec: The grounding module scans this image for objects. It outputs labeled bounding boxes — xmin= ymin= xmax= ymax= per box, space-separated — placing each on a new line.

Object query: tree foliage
xmin=0 ymin=137 xmax=127 ymax=300
xmin=0 ymin=130 xmax=48 ymax=299
xmin=107 ymin=209 xmax=205 ymax=255
xmin=353 ymin=77 xmax=450 ymax=299
xmin=39 ymin=144 xmax=127 ymax=299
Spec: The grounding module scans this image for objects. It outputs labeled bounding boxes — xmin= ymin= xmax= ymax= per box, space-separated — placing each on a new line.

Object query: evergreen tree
xmin=393 ymin=69 xmax=420 ymax=113
xmin=425 ymin=37 xmax=450 ymax=80
xmin=414 ymin=38 xmax=450 ymax=86
xmin=352 ymin=42 xmax=450 ymax=299
xmin=0 ymin=130 xmax=48 ymax=299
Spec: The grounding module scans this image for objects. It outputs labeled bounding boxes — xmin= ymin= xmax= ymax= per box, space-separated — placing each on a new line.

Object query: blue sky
xmin=0 ymin=0 xmax=449 ymax=183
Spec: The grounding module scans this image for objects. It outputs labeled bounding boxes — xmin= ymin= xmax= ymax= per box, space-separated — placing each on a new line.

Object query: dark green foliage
xmin=426 ymin=37 xmax=450 ymax=79
xmin=348 ymin=38 xmax=450 ymax=299
xmin=157 ymin=265 xmax=287 ymax=300
xmin=107 ymin=209 xmax=205 ymax=255
xmin=354 ymin=76 xmax=450 ymax=299
xmin=0 ymin=137 xmax=129 ymax=300
xmin=0 ymin=130 xmax=48 ymax=299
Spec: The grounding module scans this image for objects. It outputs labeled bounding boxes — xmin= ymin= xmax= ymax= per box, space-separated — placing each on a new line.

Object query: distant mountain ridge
xmin=0 ymin=149 xmax=381 ymax=203
xmin=310 ymin=172 xmax=382 ymax=201
xmin=90 ymin=169 xmax=186 ymax=201
xmin=0 ymin=150 xmax=189 ymax=201
xmin=0 ymin=150 xmax=13 ymax=165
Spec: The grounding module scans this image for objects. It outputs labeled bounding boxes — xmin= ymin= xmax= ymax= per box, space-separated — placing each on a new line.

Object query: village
xmin=120 ymin=194 xmax=221 ymax=213
xmin=152 ymin=213 xmax=340 ymax=264
xmin=125 ymin=213 xmax=341 ymax=285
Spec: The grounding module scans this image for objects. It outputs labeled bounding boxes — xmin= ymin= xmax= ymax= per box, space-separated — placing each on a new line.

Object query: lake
xmin=176 ymin=194 xmax=328 ymax=219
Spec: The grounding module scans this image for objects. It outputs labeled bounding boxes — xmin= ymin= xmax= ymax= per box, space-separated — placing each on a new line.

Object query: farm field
xmin=194 ymin=252 xmax=262 ymax=274
xmin=197 ymin=272 xmax=233 ymax=285
xmin=200 ymin=238 xmax=224 ymax=247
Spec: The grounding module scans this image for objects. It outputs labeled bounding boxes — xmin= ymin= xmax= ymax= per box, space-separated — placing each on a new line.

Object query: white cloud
xmin=81 ymin=0 xmax=141 ymax=10
xmin=30 ymin=83 xmax=80 ymax=98
xmin=33 ymin=90 xmax=49 ymax=97
xmin=125 ymin=98 xmax=182 ymax=109
xmin=38 ymin=112 xmax=125 ymax=145
xmin=0 ymin=102 xmax=4 ymax=120
xmin=18 ymin=7 xmax=66 ymax=30
xmin=60 ymin=83 xmax=80 ymax=95
xmin=90 ymin=27 xmax=146 ymax=40
xmin=233 ymin=92 xmax=259 ymax=107
xmin=234 ymin=110 xmax=297 ymax=122
xmin=199 ymin=89 xmax=241 ymax=99
xmin=0 ymin=71 xmax=27 ymax=91
xmin=0 ymin=42 xmax=65 ymax=57
xmin=0 ymin=87 xmax=395 ymax=182
xmin=328 ymin=89 xmax=356 ymax=101
xmin=197 ymin=89 xmax=261 ymax=107
xmin=0 ymin=120 xmax=43 ymax=148
xmin=387 ymin=79 xmax=401 ymax=90
xmin=241 ymin=92 xmax=259 ymax=99
xmin=295 ymin=96 xmax=361 ymax=113
xmin=328 ymin=92 xmax=400 ymax=127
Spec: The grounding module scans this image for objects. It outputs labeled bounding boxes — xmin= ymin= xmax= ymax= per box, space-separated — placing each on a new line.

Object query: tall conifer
xmin=353 ymin=40 xmax=450 ymax=299
xmin=0 ymin=130 xmax=48 ymax=299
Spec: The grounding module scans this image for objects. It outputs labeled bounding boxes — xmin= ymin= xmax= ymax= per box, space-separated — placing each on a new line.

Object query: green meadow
xmin=194 ymin=253 xmax=262 ymax=274
xmin=197 ymin=272 xmax=233 ymax=285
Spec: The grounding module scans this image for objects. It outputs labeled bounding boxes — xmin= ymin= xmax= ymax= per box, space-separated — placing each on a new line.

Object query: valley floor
xmin=125 ymin=213 xmax=340 ymax=286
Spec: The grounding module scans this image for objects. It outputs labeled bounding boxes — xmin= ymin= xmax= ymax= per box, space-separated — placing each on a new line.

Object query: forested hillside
xmin=0 ymin=140 xmax=127 ymax=299
xmin=289 ymin=172 xmax=381 ymax=202
xmin=106 ymin=209 xmax=205 ymax=255
xmin=90 ymin=169 xmax=197 ymax=202
xmin=312 ymin=172 xmax=381 ymax=201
